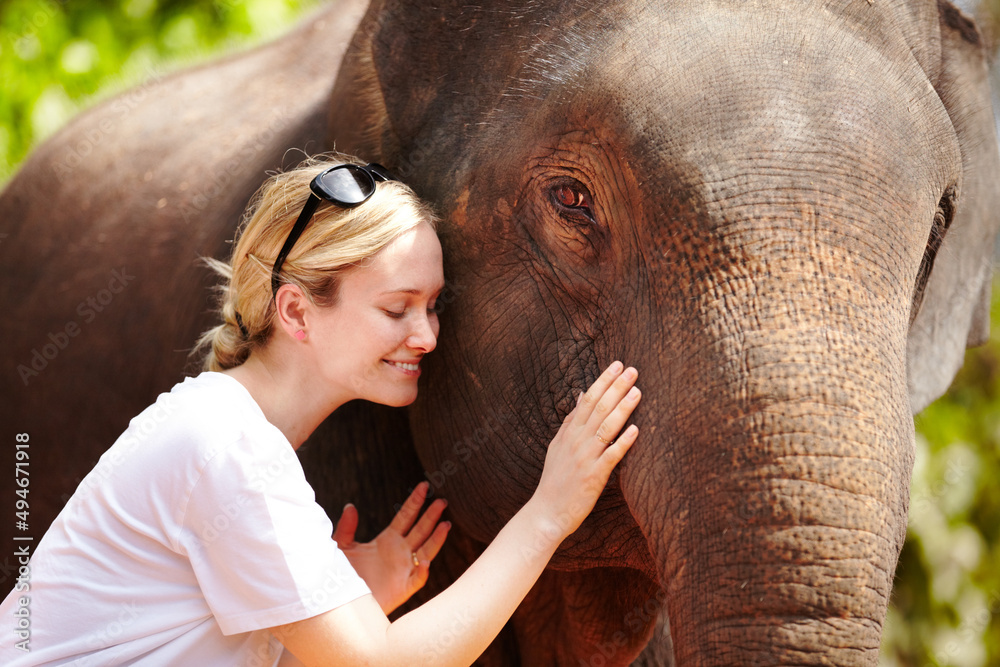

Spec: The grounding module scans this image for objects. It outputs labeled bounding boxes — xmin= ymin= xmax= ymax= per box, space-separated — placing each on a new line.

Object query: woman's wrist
xmin=518 ymin=494 xmax=572 ymax=558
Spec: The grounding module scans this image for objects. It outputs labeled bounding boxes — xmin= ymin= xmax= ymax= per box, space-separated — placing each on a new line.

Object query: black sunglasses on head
xmin=270 ymin=162 xmax=397 ymax=297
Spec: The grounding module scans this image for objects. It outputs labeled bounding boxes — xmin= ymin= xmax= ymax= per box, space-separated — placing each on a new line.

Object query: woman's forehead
xmin=343 ymin=225 xmax=444 ymax=296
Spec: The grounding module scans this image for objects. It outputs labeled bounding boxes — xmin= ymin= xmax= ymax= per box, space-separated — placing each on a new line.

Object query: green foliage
xmin=2 ymin=1 xmax=1000 ymax=665
xmin=0 ymin=0 xmax=318 ymax=184
xmin=882 ymin=275 xmax=1000 ymax=667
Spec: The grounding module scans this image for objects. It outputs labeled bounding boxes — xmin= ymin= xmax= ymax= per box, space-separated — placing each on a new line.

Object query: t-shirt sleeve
xmin=175 ymin=433 xmax=371 ymax=635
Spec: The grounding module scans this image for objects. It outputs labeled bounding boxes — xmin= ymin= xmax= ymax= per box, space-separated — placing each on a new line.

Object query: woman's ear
xmin=273 ymin=284 xmax=310 ymax=340
xmin=907 ymin=1 xmax=1000 ymax=413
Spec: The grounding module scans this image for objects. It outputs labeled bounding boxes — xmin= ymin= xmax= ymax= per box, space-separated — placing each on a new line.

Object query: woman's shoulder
xmin=115 ymin=371 xmax=286 ymax=467
xmin=162 ymin=371 xmax=259 ymax=418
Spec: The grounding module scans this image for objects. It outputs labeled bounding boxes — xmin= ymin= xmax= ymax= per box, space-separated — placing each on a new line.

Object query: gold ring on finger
xmin=596 ymin=434 xmax=613 ymax=446
xmin=411 ymin=552 xmax=420 ymax=567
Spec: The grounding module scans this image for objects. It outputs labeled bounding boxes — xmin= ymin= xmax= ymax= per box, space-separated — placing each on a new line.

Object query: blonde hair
xmin=194 ymin=153 xmax=438 ymax=371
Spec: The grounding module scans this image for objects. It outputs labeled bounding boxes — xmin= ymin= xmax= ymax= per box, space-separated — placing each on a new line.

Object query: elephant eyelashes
xmin=537 ymin=177 xmax=606 ymax=262
xmin=550 ymin=181 xmax=596 ymax=223
xmin=911 ymin=185 xmax=957 ymax=324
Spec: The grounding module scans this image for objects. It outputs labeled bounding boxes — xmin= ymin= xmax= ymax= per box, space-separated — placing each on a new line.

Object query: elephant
xmin=2 ymin=0 xmax=999 ymax=664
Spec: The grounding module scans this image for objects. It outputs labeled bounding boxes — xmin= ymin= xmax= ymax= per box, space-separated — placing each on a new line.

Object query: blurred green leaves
xmin=882 ymin=276 xmax=1000 ymax=667
xmin=2 ymin=1 xmax=1000 ymax=665
xmin=0 ymin=0 xmax=318 ymax=183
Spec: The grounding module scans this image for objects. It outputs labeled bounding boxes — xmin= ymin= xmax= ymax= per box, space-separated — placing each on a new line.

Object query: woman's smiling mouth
xmin=385 ymin=359 xmax=421 ymax=375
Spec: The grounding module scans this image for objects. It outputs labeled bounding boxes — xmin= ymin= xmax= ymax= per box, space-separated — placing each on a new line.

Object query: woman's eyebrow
xmin=380 ymin=285 xmax=446 ymax=296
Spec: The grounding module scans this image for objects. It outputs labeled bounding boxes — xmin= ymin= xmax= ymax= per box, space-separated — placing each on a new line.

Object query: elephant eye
xmin=539 ymin=178 xmax=607 ymax=262
xmin=550 ymin=181 xmax=596 ymax=222
xmin=555 ymin=184 xmax=585 ymax=208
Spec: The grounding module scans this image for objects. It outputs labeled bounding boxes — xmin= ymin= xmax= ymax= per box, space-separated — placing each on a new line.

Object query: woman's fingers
xmin=574 ymin=361 xmax=626 ymax=424
xmin=592 ymin=382 xmax=641 ymax=445
xmin=560 ymin=363 xmax=640 ymax=448
xmin=405 ymin=497 xmax=448 ymax=547
xmin=332 ymin=503 xmax=359 ymax=547
xmin=389 ymin=482 xmax=430 ymax=535
xmin=594 ymin=367 xmax=637 ymax=417
xmin=597 ymin=424 xmax=640 ymax=475
xmin=413 ymin=519 xmax=451 ymax=565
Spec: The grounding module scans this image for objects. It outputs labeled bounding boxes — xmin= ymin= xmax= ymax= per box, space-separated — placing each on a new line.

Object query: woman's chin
xmin=377 ymin=389 xmax=419 ymax=408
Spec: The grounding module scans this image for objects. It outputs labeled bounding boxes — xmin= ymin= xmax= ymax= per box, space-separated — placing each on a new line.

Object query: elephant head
xmin=324 ymin=0 xmax=1000 ymax=663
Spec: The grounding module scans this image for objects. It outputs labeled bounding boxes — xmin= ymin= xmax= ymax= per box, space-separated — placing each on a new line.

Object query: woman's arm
xmin=270 ymin=362 xmax=641 ymax=667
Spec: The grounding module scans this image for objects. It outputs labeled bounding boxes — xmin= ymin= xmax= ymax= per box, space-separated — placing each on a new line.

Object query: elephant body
xmin=2 ymin=1 xmax=998 ymax=665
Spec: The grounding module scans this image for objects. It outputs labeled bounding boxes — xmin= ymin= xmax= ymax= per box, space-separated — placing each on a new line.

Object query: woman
xmin=0 ymin=155 xmax=641 ymax=666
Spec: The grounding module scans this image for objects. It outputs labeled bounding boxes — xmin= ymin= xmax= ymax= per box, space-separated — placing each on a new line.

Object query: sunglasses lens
xmin=315 ymin=165 xmax=375 ymax=206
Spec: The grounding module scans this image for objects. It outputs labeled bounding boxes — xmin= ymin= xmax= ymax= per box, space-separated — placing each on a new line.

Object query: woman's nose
xmin=407 ymin=312 xmax=438 ymax=353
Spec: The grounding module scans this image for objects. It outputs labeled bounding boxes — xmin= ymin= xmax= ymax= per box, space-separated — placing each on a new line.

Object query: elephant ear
xmin=907 ymin=0 xmax=1000 ymax=413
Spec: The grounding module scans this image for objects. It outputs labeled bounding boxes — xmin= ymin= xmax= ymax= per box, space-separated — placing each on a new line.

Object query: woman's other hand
xmin=333 ymin=482 xmax=450 ymax=615
xmin=531 ymin=361 xmax=640 ymax=541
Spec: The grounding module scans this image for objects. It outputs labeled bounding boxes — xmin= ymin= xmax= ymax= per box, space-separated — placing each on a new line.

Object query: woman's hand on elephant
xmin=332 ymin=482 xmax=451 ymax=615
xmin=531 ymin=361 xmax=640 ymax=541
xmin=276 ymin=365 xmax=638 ymax=665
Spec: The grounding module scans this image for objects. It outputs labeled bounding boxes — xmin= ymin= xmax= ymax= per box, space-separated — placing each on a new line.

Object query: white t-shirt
xmin=0 ymin=372 xmax=371 ymax=666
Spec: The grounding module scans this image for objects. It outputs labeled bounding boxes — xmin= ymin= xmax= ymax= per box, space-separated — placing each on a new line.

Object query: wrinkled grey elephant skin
xmin=1 ymin=1 xmax=998 ymax=665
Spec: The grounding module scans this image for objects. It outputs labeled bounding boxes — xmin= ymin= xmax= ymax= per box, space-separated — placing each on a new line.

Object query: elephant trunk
xmin=618 ymin=246 xmax=916 ymax=664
